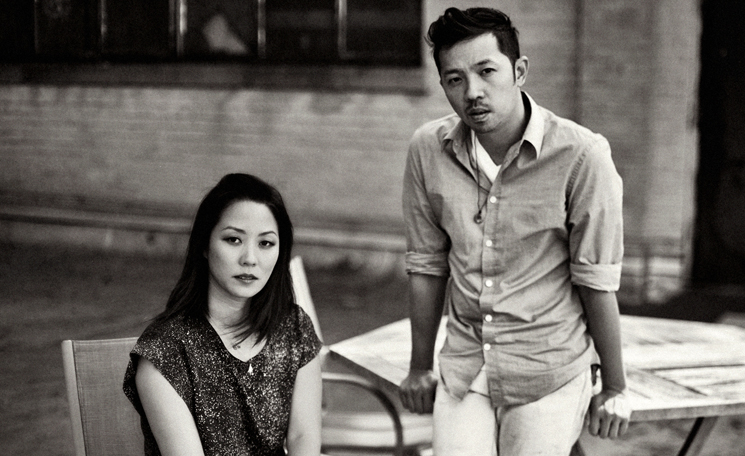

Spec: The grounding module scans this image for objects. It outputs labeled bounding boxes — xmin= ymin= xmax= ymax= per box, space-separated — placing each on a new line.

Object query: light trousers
xmin=432 ymin=368 xmax=592 ymax=456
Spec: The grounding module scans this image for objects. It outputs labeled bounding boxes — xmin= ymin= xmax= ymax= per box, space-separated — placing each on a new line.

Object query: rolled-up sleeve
xmin=402 ymin=129 xmax=451 ymax=277
xmin=566 ymin=137 xmax=624 ymax=292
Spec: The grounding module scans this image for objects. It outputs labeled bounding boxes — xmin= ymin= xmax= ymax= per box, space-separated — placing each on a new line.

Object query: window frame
xmin=1 ymin=0 xmax=425 ymax=93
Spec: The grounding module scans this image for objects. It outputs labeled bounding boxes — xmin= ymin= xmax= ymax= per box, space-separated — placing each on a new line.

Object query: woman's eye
xmin=224 ymin=236 xmax=241 ymax=245
xmin=259 ymin=240 xmax=276 ymax=248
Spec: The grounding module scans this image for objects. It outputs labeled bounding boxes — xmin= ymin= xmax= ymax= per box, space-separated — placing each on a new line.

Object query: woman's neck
xmin=207 ymin=295 xmax=249 ymax=330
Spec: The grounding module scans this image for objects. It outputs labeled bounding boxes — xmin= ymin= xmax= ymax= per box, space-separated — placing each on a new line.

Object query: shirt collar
xmin=442 ymin=91 xmax=545 ymax=162
xmin=521 ymin=92 xmax=545 ymax=160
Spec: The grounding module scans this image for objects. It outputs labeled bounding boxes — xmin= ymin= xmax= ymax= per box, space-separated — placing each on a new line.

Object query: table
xmin=329 ymin=315 xmax=745 ymax=456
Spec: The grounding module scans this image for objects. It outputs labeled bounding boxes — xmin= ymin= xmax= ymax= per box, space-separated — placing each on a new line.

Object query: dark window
xmin=1 ymin=0 xmax=421 ymax=66
xmin=343 ymin=0 xmax=421 ymax=65
xmin=101 ymin=0 xmax=173 ymax=59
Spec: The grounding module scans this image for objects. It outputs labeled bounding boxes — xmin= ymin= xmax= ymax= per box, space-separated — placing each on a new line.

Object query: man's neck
xmin=476 ymin=95 xmax=529 ymax=165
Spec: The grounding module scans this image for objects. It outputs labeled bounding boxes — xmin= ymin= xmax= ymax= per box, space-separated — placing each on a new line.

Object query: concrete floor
xmin=1 ymin=242 xmax=743 ymax=455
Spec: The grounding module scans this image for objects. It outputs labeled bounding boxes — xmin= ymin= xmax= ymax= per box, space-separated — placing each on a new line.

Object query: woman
xmin=123 ymin=173 xmax=322 ymax=456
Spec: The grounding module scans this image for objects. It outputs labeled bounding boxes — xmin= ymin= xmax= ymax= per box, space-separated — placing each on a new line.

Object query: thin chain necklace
xmin=474 ymin=146 xmax=487 ymax=224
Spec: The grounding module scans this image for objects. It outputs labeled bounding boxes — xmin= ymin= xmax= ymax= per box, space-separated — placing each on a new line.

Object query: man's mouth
xmin=467 ymin=107 xmax=490 ymax=121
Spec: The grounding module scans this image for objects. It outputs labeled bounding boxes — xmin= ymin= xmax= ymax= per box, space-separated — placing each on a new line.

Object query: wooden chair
xmin=290 ymin=256 xmax=433 ymax=456
xmin=61 ymin=256 xmax=431 ymax=456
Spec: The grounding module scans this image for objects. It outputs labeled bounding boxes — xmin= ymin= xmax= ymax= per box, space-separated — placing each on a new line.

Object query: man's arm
xmin=398 ymin=273 xmax=448 ymax=414
xmin=578 ymin=285 xmax=631 ymax=439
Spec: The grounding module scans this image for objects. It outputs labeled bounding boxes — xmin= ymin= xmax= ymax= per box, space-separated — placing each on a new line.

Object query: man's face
xmin=439 ymin=33 xmax=527 ymax=135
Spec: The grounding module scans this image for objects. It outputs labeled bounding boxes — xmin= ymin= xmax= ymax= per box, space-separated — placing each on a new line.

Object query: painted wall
xmin=0 ymin=0 xmax=700 ymax=304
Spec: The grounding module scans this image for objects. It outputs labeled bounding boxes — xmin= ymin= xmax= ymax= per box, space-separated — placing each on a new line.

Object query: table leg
xmin=676 ymin=417 xmax=719 ymax=456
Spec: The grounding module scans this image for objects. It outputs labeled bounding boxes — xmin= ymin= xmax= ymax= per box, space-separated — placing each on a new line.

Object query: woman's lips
xmin=234 ymin=274 xmax=258 ymax=282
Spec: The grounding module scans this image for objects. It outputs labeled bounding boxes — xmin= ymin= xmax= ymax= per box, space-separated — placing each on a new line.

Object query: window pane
xmin=102 ymin=0 xmax=172 ymax=58
xmin=183 ymin=0 xmax=256 ymax=59
xmin=0 ymin=2 xmax=34 ymax=59
xmin=34 ymin=0 xmax=98 ymax=58
xmin=345 ymin=0 xmax=421 ymax=65
xmin=266 ymin=0 xmax=336 ymax=63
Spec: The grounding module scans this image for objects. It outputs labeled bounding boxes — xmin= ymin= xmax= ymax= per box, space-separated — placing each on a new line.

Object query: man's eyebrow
xmin=442 ymin=59 xmax=497 ymax=76
xmin=474 ymin=59 xmax=495 ymax=66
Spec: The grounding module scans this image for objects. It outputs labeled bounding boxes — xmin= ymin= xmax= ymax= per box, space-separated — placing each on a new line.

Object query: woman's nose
xmin=240 ymin=245 xmax=257 ymax=266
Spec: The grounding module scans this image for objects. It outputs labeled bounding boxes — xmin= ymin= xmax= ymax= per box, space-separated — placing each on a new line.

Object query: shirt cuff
xmin=405 ymin=251 xmax=450 ymax=276
xmin=570 ymin=263 xmax=622 ymax=292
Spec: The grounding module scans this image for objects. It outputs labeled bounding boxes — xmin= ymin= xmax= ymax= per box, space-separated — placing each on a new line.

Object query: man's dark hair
xmin=427 ymin=7 xmax=520 ymax=72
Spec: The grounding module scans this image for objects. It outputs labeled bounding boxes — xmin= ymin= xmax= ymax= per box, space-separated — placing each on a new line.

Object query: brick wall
xmin=0 ymin=0 xmax=701 ymax=304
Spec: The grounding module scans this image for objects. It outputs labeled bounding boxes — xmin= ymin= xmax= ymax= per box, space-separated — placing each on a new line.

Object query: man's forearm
xmin=578 ymin=286 xmax=627 ymax=392
xmin=408 ymin=273 xmax=448 ymax=371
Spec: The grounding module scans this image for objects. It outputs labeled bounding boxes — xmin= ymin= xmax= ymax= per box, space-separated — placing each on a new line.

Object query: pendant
xmin=248 ymin=363 xmax=254 ymax=374
xmin=474 ymin=213 xmax=483 ymax=224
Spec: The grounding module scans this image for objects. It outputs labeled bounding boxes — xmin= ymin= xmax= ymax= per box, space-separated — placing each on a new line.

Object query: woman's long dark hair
xmin=156 ymin=173 xmax=295 ymax=345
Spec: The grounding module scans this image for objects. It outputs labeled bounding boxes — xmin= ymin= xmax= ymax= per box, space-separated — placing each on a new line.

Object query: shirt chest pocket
xmin=507 ymin=199 xmax=567 ymax=237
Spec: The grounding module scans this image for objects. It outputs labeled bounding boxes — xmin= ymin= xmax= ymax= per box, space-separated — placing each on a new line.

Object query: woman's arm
xmin=136 ymin=358 xmax=205 ymax=456
xmin=286 ymin=355 xmax=322 ymax=456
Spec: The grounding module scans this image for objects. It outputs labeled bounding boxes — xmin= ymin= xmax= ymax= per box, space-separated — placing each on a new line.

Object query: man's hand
xmin=588 ymin=389 xmax=631 ymax=439
xmin=399 ymin=369 xmax=438 ymax=414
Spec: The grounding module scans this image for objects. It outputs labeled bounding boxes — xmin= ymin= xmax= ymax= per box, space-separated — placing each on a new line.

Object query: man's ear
xmin=514 ymin=56 xmax=529 ymax=86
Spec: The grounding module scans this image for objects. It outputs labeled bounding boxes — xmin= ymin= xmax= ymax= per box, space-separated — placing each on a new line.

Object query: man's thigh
xmin=497 ymin=369 xmax=593 ymax=456
xmin=433 ymin=381 xmax=497 ymax=456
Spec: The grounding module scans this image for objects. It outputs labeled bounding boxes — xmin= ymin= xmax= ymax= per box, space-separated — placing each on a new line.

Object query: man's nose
xmin=465 ymin=76 xmax=484 ymax=101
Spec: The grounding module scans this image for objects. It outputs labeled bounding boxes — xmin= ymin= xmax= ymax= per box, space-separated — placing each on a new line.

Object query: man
xmin=399 ymin=7 xmax=630 ymax=455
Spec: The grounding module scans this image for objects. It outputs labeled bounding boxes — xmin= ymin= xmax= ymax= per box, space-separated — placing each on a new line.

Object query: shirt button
xmin=484 ymin=314 xmax=493 ymax=322
xmin=484 ymin=343 xmax=491 ymax=351
xmin=489 ymin=196 xmax=497 ymax=203
xmin=485 ymin=239 xmax=493 ymax=247
xmin=484 ymin=279 xmax=494 ymax=287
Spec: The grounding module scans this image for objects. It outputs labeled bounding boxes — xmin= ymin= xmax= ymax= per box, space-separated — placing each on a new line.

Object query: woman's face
xmin=206 ymin=200 xmax=280 ymax=307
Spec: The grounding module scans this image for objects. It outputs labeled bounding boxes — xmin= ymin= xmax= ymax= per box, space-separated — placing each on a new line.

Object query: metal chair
xmin=290 ymin=256 xmax=433 ymax=456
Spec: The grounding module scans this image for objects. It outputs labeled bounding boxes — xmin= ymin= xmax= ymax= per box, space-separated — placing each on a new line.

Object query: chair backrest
xmin=290 ymin=256 xmax=324 ymax=343
xmin=61 ymin=337 xmax=142 ymax=456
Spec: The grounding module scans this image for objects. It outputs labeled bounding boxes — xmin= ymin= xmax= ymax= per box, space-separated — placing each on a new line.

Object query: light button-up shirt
xmin=403 ymin=92 xmax=623 ymax=406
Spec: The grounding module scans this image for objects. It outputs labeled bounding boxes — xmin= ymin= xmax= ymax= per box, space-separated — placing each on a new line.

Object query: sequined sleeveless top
xmin=123 ymin=304 xmax=322 ymax=455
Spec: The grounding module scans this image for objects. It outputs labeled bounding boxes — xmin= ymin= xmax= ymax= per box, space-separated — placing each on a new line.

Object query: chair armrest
xmin=321 ymin=372 xmax=404 ymax=456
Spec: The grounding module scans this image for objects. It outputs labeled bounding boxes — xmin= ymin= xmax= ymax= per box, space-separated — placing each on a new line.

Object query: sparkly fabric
xmin=123 ymin=304 xmax=322 ymax=456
